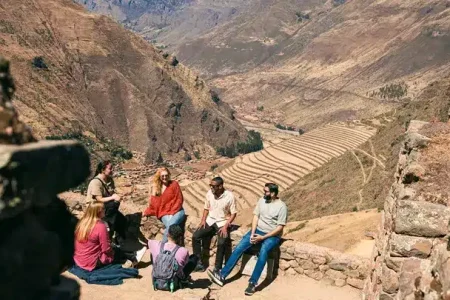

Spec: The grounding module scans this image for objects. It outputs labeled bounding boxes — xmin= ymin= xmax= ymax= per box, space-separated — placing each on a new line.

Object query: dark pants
xmin=192 ymin=223 xmax=231 ymax=270
xmin=181 ymin=255 xmax=199 ymax=279
xmin=103 ymin=200 xmax=127 ymax=243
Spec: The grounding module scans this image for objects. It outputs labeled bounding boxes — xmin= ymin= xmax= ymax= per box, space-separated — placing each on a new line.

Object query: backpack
xmin=152 ymin=242 xmax=181 ymax=292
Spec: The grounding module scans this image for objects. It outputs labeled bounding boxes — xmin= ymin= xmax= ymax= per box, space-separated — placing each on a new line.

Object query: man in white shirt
xmin=192 ymin=177 xmax=237 ymax=272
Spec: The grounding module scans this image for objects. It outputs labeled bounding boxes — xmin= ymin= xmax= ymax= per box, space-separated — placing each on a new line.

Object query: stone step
xmin=264 ymin=147 xmax=316 ymax=171
xmin=288 ymin=136 xmax=349 ymax=155
xmin=258 ymin=149 xmax=308 ymax=177
xmin=272 ymin=143 xmax=324 ymax=167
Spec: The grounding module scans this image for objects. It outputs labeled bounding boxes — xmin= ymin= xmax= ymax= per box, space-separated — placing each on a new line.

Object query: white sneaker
xmin=135 ymin=246 xmax=147 ymax=264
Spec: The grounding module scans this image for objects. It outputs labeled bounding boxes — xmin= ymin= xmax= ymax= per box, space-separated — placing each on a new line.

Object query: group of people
xmin=70 ymin=160 xmax=288 ymax=296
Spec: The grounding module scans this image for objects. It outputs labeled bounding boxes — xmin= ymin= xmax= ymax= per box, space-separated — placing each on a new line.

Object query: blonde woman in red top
xmin=143 ymin=167 xmax=185 ymax=243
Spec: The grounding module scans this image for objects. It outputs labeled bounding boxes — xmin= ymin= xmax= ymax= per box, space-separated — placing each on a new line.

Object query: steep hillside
xmin=74 ymin=0 xmax=248 ymax=48
xmin=0 ymin=0 xmax=248 ymax=162
xmin=282 ymin=75 xmax=450 ymax=222
xmin=78 ymin=0 xmax=450 ymax=131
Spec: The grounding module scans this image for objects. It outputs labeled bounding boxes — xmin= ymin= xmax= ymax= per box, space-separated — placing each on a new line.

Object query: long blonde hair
xmin=152 ymin=167 xmax=171 ymax=196
xmin=75 ymin=202 xmax=105 ymax=242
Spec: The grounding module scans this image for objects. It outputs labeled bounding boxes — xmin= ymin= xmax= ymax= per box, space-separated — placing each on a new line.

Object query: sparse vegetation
xmin=0 ymin=37 xmax=6 ymax=46
xmin=275 ymin=123 xmax=303 ymax=133
xmin=210 ymin=164 xmax=218 ymax=171
xmin=295 ymin=11 xmax=310 ymax=22
xmin=210 ymin=90 xmax=221 ymax=103
xmin=216 ymin=130 xmax=263 ymax=158
xmin=370 ymin=82 xmax=408 ymax=100
xmin=257 ymin=105 xmax=264 ymax=111
xmin=31 ymin=56 xmax=48 ymax=70
xmin=0 ymin=20 xmax=14 ymax=34
xmin=184 ymin=152 xmax=192 ymax=162
xmin=333 ymin=0 xmax=346 ymax=6
xmin=45 ymin=131 xmax=133 ymax=162
xmin=287 ymin=221 xmax=307 ymax=234
xmin=170 ymin=56 xmax=179 ymax=67
xmin=193 ymin=151 xmax=201 ymax=159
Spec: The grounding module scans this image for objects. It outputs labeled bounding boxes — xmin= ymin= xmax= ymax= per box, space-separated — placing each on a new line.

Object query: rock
xmin=325 ymin=269 xmax=347 ymax=280
xmin=286 ymin=267 xmax=297 ymax=276
xmin=322 ymin=277 xmax=335 ymax=286
xmin=402 ymin=163 xmax=425 ymax=184
xmin=347 ymin=278 xmax=365 ymax=289
xmin=329 ymin=260 xmax=348 ymax=271
xmin=300 ymin=260 xmax=317 ymax=270
xmin=289 ymin=260 xmax=299 ymax=269
xmin=394 ymin=200 xmax=450 ymax=237
xmin=304 ymin=269 xmax=323 ymax=281
xmin=0 ymin=141 xmax=90 ymax=219
xmin=397 ymin=258 xmax=432 ymax=298
xmin=381 ymin=265 xmax=399 ymax=294
xmin=390 ymin=233 xmax=432 ymax=258
xmin=294 ymin=267 xmax=304 ymax=275
xmin=335 ymin=279 xmax=346 ymax=287
xmin=279 ymin=260 xmax=290 ymax=271
xmin=319 ymin=265 xmax=330 ymax=272
xmin=385 ymin=257 xmax=406 ymax=273
xmin=345 ymin=270 xmax=360 ymax=278
xmin=398 ymin=187 xmax=416 ymax=201
xmin=280 ymin=252 xmax=295 ymax=260
xmin=404 ymin=132 xmax=431 ymax=150
xmin=379 ymin=292 xmax=395 ymax=300
xmin=312 ymin=256 xmax=327 ymax=265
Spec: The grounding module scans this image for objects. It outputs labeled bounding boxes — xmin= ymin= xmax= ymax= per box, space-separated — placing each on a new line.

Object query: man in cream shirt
xmin=192 ymin=177 xmax=237 ymax=272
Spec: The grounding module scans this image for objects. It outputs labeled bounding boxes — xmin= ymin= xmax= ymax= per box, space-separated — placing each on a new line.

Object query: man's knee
xmin=192 ymin=229 xmax=205 ymax=240
xmin=217 ymin=236 xmax=231 ymax=248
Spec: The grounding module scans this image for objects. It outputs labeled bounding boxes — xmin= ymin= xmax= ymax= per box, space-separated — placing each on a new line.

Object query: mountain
xmin=76 ymin=0 xmax=450 ymax=131
xmin=0 ymin=0 xmax=248 ymax=162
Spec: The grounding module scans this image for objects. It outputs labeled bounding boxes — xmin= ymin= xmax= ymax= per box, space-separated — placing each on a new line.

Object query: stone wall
xmin=142 ymin=217 xmax=370 ymax=290
xmin=363 ymin=120 xmax=450 ymax=299
xmin=0 ymin=57 xmax=90 ymax=300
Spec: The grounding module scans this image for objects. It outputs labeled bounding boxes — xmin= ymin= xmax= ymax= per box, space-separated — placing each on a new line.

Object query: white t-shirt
xmin=204 ymin=189 xmax=237 ymax=228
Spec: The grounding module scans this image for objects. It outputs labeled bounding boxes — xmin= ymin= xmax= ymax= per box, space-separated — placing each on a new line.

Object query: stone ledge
xmin=0 ymin=140 xmax=90 ymax=220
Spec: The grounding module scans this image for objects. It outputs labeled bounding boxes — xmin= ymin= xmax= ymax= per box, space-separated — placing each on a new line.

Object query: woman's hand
xmin=112 ymin=193 xmax=121 ymax=201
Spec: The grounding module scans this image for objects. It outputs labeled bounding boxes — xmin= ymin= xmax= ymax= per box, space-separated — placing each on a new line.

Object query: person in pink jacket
xmin=74 ymin=202 xmax=146 ymax=271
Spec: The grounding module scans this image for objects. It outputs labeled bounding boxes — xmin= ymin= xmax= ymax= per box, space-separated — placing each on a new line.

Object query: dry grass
xmin=282 ymin=77 xmax=450 ymax=222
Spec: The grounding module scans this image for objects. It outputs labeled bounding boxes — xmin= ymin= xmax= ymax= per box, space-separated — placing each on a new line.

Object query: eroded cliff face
xmin=0 ymin=0 xmax=247 ymax=161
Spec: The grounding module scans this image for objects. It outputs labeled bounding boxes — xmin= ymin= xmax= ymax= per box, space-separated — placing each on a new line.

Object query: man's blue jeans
xmin=220 ymin=229 xmax=281 ymax=285
xmin=161 ymin=209 xmax=185 ymax=243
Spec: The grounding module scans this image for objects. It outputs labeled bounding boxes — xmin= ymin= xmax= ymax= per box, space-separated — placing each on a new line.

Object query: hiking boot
xmin=244 ymin=282 xmax=256 ymax=296
xmin=207 ymin=269 xmax=224 ymax=287
xmin=180 ymin=275 xmax=192 ymax=285
xmin=194 ymin=262 xmax=206 ymax=272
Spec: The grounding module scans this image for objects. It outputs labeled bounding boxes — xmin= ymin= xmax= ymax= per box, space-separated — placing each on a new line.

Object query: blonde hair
xmin=152 ymin=167 xmax=171 ymax=196
xmin=75 ymin=202 xmax=105 ymax=242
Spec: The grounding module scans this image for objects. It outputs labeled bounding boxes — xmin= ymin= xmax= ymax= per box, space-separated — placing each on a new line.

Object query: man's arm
xmin=94 ymin=194 xmax=119 ymax=203
xmin=262 ymin=225 xmax=284 ymax=239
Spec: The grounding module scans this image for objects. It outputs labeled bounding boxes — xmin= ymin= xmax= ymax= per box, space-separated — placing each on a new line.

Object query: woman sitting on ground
xmin=143 ymin=167 xmax=185 ymax=243
xmin=85 ymin=160 xmax=126 ymax=244
xmin=70 ymin=202 xmax=145 ymax=285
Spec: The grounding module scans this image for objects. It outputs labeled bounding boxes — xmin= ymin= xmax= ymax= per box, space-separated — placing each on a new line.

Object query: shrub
xmin=210 ymin=164 xmax=218 ymax=171
xmin=156 ymin=153 xmax=164 ymax=164
xmin=193 ymin=151 xmax=201 ymax=159
xmin=162 ymin=53 xmax=169 ymax=59
xmin=184 ymin=152 xmax=192 ymax=162
xmin=217 ymin=130 xmax=264 ymax=158
xmin=257 ymin=105 xmax=264 ymax=111
xmin=370 ymin=82 xmax=408 ymax=100
xmin=210 ymin=90 xmax=220 ymax=103
xmin=298 ymin=128 xmax=305 ymax=135
xmin=170 ymin=56 xmax=179 ymax=67
xmin=32 ymin=56 xmax=48 ymax=70
xmin=333 ymin=0 xmax=346 ymax=6
xmin=295 ymin=11 xmax=310 ymax=22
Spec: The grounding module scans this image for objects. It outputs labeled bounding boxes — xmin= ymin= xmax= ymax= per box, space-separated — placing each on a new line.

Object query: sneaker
xmin=194 ymin=263 xmax=206 ymax=272
xmin=244 ymin=283 xmax=256 ymax=296
xmin=207 ymin=269 xmax=224 ymax=287
xmin=180 ymin=275 xmax=192 ymax=285
xmin=122 ymin=260 xmax=134 ymax=268
xmin=132 ymin=246 xmax=147 ymax=267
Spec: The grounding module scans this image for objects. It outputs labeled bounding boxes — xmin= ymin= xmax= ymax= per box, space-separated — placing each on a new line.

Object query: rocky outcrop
xmin=363 ymin=120 xmax=450 ymax=299
xmin=0 ymin=57 xmax=90 ymax=300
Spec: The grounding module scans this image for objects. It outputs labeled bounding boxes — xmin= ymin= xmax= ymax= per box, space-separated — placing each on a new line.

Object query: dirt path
xmin=65 ymin=251 xmax=361 ymax=300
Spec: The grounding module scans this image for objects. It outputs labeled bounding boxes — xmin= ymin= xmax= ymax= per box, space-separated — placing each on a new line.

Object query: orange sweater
xmin=143 ymin=180 xmax=183 ymax=219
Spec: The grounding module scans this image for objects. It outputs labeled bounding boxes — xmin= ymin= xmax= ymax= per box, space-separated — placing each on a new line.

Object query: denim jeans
xmin=220 ymin=229 xmax=281 ymax=285
xmin=161 ymin=209 xmax=185 ymax=243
